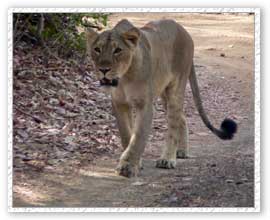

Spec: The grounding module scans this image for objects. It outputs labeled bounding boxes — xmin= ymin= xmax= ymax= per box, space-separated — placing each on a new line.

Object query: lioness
xmin=85 ymin=19 xmax=237 ymax=178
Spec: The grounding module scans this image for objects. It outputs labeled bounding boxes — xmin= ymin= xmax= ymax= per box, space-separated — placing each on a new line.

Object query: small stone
xmin=47 ymin=160 xmax=55 ymax=165
xmin=197 ymin=132 xmax=209 ymax=136
xmin=168 ymin=196 xmax=178 ymax=203
xmin=182 ymin=177 xmax=192 ymax=181
xmin=132 ymin=181 xmax=147 ymax=186
xmin=64 ymin=136 xmax=74 ymax=144
xmin=56 ymin=107 xmax=66 ymax=115
xmin=236 ymin=181 xmax=244 ymax=185
xmin=241 ymin=178 xmax=249 ymax=182
xmin=49 ymin=98 xmax=59 ymax=105
xmin=226 ymin=179 xmax=234 ymax=183
xmin=207 ymin=47 xmax=216 ymax=51
xmin=17 ymin=129 xmax=29 ymax=139
xmin=220 ymin=53 xmax=226 ymax=57
xmin=22 ymin=156 xmax=32 ymax=162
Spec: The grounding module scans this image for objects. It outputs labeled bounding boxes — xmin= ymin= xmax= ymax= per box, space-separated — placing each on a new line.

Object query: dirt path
xmin=13 ymin=13 xmax=255 ymax=208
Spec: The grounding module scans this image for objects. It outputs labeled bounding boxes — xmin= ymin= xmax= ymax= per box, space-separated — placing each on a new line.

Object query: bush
xmin=13 ymin=13 xmax=108 ymax=59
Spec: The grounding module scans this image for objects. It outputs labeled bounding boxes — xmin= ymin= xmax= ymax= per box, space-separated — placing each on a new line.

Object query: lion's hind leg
xmin=156 ymin=81 xmax=188 ymax=169
xmin=175 ymin=112 xmax=188 ymax=159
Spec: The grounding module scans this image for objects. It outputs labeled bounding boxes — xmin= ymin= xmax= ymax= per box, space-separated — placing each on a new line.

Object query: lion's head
xmin=85 ymin=19 xmax=141 ymax=88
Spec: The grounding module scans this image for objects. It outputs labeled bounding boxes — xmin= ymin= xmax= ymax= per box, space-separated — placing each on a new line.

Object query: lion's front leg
xmin=112 ymin=101 xmax=133 ymax=150
xmin=116 ymin=101 xmax=153 ymax=177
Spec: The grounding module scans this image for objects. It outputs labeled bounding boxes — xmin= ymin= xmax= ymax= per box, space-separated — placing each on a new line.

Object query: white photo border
xmin=7 ymin=7 xmax=260 ymax=212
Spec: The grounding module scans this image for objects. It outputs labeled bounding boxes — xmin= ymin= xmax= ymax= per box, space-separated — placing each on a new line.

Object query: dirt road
xmin=13 ymin=13 xmax=255 ymax=208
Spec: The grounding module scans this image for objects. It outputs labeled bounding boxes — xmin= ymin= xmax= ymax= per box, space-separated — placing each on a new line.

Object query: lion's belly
xmin=152 ymin=56 xmax=174 ymax=97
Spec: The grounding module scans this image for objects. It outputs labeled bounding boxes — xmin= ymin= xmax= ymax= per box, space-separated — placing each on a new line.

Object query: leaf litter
xmin=13 ymin=46 xmax=119 ymax=172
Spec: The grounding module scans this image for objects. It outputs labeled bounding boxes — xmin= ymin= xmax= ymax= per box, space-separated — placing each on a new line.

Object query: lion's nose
xmin=99 ymin=68 xmax=111 ymax=75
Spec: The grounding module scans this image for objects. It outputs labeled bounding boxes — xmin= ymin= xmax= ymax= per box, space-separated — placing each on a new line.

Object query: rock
xmin=13 ymin=157 xmax=25 ymax=166
xmin=241 ymin=178 xmax=249 ymax=182
xmin=236 ymin=181 xmax=244 ymax=185
xmin=226 ymin=179 xmax=234 ymax=183
xmin=22 ymin=155 xmax=32 ymax=161
xmin=17 ymin=129 xmax=29 ymax=139
xmin=47 ymin=159 xmax=56 ymax=165
xmin=56 ymin=107 xmax=66 ymax=115
xmin=197 ymin=132 xmax=209 ymax=136
xmin=132 ymin=181 xmax=147 ymax=186
xmin=17 ymin=70 xmax=35 ymax=78
xmin=164 ymin=194 xmax=178 ymax=203
xmin=220 ymin=53 xmax=226 ymax=57
xmin=49 ymin=98 xmax=60 ymax=105
xmin=182 ymin=177 xmax=193 ymax=181
xmin=64 ymin=136 xmax=74 ymax=144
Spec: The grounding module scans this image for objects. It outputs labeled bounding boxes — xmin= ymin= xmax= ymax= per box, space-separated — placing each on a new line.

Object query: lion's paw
xmin=176 ymin=149 xmax=188 ymax=159
xmin=116 ymin=161 xmax=139 ymax=178
xmin=156 ymin=159 xmax=176 ymax=169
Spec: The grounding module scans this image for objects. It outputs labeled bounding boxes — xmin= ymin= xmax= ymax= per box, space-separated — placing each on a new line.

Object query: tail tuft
xmin=219 ymin=118 xmax=237 ymax=140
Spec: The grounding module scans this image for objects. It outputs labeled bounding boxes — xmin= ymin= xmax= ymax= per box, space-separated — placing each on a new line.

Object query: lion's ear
xmin=85 ymin=27 xmax=99 ymax=50
xmin=122 ymin=27 xmax=140 ymax=47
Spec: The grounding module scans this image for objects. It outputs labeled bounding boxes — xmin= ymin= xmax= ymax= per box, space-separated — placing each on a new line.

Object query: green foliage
xmin=13 ymin=13 xmax=108 ymax=59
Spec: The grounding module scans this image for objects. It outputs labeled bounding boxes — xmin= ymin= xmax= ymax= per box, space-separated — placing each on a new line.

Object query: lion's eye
xmin=113 ymin=47 xmax=122 ymax=54
xmin=94 ymin=47 xmax=101 ymax=53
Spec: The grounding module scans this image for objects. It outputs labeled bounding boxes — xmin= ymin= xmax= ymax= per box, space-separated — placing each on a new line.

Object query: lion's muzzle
xmin=100 ymin=77 xmax=119 ymax=87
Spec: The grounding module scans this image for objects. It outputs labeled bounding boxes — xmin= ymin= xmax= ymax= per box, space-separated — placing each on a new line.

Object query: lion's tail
xmin=189 ymin=63 xmax=237 ymax=140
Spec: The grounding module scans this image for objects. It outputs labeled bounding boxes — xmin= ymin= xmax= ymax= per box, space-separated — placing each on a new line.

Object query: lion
xmin=85 ymin=19 xmax=237 ymax=178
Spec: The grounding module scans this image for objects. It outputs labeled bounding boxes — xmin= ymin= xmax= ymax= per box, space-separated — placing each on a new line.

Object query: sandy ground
xmin=13 ymin=13 xmax=255 ymax=208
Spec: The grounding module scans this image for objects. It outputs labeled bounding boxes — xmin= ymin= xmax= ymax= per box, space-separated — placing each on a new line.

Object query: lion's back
xmin=141 ymin=19 xmax=194 ymax=77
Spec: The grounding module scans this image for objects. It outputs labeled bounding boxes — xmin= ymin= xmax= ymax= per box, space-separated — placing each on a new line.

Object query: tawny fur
xmin=85 ymin=19 xmax=236 ymax=178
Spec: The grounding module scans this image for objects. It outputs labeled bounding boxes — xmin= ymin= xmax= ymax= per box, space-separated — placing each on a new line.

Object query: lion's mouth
xmin=100 ymin=77 xmax=119 ymax=87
